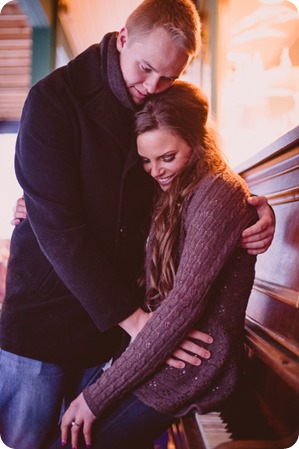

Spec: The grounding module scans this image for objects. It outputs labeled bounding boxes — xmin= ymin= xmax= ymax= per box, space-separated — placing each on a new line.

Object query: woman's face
xmin=137 ymin=128 xmax=192 ymax=191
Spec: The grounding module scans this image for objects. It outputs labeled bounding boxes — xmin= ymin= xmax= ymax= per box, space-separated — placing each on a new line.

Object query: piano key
xmin=195 ymin=412 xmax=232 ymax=449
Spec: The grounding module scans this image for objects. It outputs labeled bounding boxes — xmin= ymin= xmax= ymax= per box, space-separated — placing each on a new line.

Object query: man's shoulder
xmin=67 ymin=43 xmax=105 ymax=97
xmin=30 ymin=44 xmax=102 ymax=94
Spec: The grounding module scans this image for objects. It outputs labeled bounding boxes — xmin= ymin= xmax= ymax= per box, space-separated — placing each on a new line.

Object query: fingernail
xmin=204 ymin=351 xmax=211 ymax=358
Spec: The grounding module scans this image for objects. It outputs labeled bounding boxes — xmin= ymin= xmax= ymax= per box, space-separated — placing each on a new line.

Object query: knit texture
xmin=84 ymin=168 xmax=257 ymax=417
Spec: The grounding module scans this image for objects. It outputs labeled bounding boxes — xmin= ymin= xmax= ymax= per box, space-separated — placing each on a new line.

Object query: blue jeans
xmin=0 ymin=349 xmax=105 ymax=449
xmin=48 ymin=393 xmax=175 ymax=449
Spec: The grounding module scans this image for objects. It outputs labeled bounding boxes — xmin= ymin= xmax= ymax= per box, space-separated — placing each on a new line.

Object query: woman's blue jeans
xmin=48 ymin=393 xmax=174 ymax=449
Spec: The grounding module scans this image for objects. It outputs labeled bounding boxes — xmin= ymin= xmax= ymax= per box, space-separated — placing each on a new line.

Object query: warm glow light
xmin=288 ymin=0 xmax=299 ymax=11
xmin=259 ymin=0 xmax=283 ymax=3
xmin=259 ymin=0 xmax=299 ymax=11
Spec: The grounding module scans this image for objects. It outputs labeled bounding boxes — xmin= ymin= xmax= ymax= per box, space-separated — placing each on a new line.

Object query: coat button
xmin=120 ymin=226 xmax=127 ymax=238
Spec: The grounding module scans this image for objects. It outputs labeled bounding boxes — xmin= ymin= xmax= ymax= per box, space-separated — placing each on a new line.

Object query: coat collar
xmin=66 ymin=33 xmax=146 ymax=179
xmin=67 ymin=33 xmax=136 ymax=114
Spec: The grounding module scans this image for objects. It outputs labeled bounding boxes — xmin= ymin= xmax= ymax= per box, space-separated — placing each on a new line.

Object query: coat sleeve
xmin=83 ymin=171 xmax=257 ymax=416
xmin=15 ymin=79 xmax=138 ymax=332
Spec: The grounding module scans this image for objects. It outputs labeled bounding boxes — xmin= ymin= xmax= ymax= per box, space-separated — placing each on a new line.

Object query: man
xmin=0 ymin=1 xmax=274 ymax=448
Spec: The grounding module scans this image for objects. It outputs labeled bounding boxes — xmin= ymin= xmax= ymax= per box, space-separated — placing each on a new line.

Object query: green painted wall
xmin=19 ymin=0 xmax=57 ymax=85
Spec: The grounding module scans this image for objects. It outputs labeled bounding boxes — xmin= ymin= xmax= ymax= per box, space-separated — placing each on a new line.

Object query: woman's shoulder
xmin=183 ymin=167 xmax=257 ymax=232
xmin=194 ymin=167 xmax=250 ymax=198
xmin=185 ymin=167 xmax=251 ymax=219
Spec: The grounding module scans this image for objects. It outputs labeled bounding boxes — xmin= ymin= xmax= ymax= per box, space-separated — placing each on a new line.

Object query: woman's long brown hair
xmin=135 ymin=81 xmax=227 ymax=309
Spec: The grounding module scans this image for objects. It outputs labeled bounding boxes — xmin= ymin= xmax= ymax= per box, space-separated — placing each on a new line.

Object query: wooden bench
xmin=169 ymin=126 xmax=299 ymax=449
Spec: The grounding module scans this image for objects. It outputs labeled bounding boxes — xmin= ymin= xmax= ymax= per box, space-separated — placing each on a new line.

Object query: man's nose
xmin=144 ymin=73 xmax=160 ymax=94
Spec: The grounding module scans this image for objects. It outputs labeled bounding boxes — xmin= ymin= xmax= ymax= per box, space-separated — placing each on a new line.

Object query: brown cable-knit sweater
xmin=84 ymin=168 xmax=258 ymax=418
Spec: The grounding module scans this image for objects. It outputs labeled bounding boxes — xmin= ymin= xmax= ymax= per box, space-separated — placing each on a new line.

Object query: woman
xmin=54 ymin=81 xmax=260 ymax=449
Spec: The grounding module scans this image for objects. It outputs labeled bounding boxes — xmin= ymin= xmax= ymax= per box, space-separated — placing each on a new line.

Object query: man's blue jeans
xmin=0 ymin=349 xmax=105 ymax=449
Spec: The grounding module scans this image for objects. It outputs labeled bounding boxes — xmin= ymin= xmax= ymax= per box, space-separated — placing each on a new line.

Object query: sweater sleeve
xmin=83 ymin=170 xmax=257 ymax=416
xmin=15 ymin=79 xmax=138 ymax=332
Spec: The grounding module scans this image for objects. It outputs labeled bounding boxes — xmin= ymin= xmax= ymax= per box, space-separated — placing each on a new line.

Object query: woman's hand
xmin=11 ymin=196 xmax=27 ymax=225
xmin=241 ymin=195 xmax=275 ymax=255
xmin=61 ymin=393 xmax=96 ymax=449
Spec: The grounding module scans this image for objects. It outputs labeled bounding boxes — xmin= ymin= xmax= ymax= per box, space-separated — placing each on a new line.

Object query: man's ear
xmin=116 ymin=27 xmax=128 ymax=52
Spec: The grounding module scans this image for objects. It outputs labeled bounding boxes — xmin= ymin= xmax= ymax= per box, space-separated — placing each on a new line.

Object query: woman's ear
xmin=116 ymin=27 xmax=128 ymax=52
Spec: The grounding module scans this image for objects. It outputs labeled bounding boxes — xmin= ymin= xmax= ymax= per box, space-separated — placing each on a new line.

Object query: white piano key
xmin=195 ymin=412 xmax=233 ymax=449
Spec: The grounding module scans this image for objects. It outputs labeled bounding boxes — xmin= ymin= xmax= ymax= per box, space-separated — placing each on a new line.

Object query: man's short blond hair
xmin=125 ymin=0 xmax=201 ymax=58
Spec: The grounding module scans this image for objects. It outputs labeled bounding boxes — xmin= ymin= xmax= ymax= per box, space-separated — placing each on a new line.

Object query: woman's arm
xmin=11 ymin=197 xmax=212 ymax=369
xmin=61 ymin=172 xmax=258 ymax=448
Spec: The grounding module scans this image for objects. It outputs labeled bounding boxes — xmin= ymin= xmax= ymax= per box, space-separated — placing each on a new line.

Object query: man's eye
xmin=140 ymin=64 xmax=151 ymax=72
xmin=163 ymin=77 xmax=176 ymax=84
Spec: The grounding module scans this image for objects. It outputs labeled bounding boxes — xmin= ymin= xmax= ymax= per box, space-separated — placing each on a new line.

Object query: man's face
xmin=117 ymin=27 xmax=190 ymax=105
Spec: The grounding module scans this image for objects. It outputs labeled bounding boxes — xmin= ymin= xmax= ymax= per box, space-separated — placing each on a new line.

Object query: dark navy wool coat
xmin=0 ymin=33 xmax=154 ymax=367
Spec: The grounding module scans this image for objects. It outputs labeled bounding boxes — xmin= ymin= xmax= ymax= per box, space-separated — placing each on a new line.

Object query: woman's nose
xmin=150 ymin=163 xmax=164 ymax=177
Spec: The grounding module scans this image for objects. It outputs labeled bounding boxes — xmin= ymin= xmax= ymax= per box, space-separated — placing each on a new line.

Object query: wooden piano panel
xmin=237 ymin=126 xmax=299 ymax=358
xmin=237 ymin=125 xmax=299 ymax=441
xmin=172 ymin=127 xmax=299 ymax=449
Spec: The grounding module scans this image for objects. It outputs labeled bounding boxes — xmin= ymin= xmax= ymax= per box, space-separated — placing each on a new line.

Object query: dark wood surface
xmin=239 ymin=125 xmax=299 ymax=359
xmin=172 ymin=126 xmax=299 ymax=449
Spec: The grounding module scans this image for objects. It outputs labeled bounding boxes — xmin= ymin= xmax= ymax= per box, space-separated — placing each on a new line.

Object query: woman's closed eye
xmin=140 ymin=154 xmax=176 ymax=165
xmin=161 ymin=154 xmax=175 ymax=163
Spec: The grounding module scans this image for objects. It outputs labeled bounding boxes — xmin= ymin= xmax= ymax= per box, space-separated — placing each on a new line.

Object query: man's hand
xmin=61 ymin=392 xmax=95 ymax=449
xmin=241 ymin=195 xmax=275 ymax=255
xmin=11 ymin=196 xmax=26 ymax=225
xmin=165 ymin=329 xmax=213 ymax=368
xmin=120 ymin=310 xmax=213 ymax=369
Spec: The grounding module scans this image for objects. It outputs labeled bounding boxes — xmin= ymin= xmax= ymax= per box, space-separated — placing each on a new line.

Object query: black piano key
xmin=219 ymin=378 xmax=280 ymax=441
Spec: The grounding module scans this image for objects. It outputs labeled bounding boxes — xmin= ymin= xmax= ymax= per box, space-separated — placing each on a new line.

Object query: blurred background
xmin=0 ymin=0 xmax=299 ymax=301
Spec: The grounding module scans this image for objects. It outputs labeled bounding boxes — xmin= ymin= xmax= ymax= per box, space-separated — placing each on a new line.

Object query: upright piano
xmin=169 ymin=126 xmax=299 ymax=449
